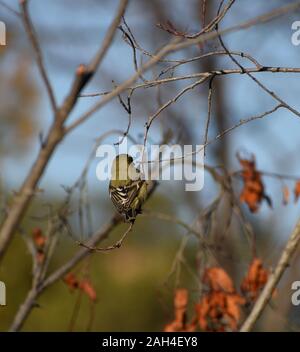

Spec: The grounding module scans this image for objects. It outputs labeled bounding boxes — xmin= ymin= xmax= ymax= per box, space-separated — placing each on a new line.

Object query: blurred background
xmin=1 ymin=0 xmax=300 ymax=331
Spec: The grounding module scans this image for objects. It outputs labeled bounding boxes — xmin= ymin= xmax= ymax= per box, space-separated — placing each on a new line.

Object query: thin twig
xmin=140 ymin=104 xmax=283 ymax=165
xmin=204 ymin=75 xmax=215 ymax=155
xmin=158 ymin=0 xmax=235 ymax=38
xmin=77 ymin=222 xmax=133 ymax=252
xmin=217 ymin=28 xmax=300 ymax=119
xmin=80 ymin=66 xmax=300 ymax=98
xmin=65 ymin=1 xmax=300 ymax=132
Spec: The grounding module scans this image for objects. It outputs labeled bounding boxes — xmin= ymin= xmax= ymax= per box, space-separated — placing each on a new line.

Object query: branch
xmin=216 ymin=29 xmax=300 ymax=118
xmin=76 ymin=222 xmax=133 ymax=252
xmin=65 ymin=1 xmax=300 ymax=132
xmin=20 ymin=0 xmax=57 ymax=112
xmin=9 ymin=216 xmax=119 ymax=332
xmin=0 ymin=0 xmax=129 ymax=261
xmin=80 ymin=66 xmax=300 ymax=98
xmin=136 ymin=104 xmax=283 ymax=166
xmin=240 ymin=217 xmax=300 ymax=331
xmin=1 ymin=0 xmax=299 ymax=263
xmin=204 ymin=75 xmax=215 ymax=155
xmin=9 ymin=181 xmax=158 ymax=331
xmin=157 ymin=0 xmax=236 ymax=38
xmin=9 ymin=286 xmax=38 ymax=332
xmin=88 ymin=0 xmax=129 ymax=72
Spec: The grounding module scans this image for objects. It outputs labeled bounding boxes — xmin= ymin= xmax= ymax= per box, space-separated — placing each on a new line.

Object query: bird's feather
xmin=109 ymin=179 xmax=146 ymax=221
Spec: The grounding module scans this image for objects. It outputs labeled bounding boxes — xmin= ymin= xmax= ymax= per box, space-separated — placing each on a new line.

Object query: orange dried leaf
xmin=203 ymin=267 xmax=235 ymax=293
xmin=164 ymin=288 xmax=193 ymax=332
xmin=32 ymin=227 xmax=46 ymax=248
xmin=282 ymin=186 xmax=290 ymax=205
xmin=196 ymin=291 xmax=245 ymax=332
xmin=195 ymin=298 xmax=210 ymax=331
xmin=294 ymin=180 xmax=300 ymax=202
xmin=174 ymin=288 xmax=188 ymax=309
xmin=196 ymin=266 xmax=246 ymax=331
xmin=238 ymin=155 xmax=270 ymax=212
xmin=79 ymin=279 xmax=97 ymax=302
xmin=64 ymin=273 xmax=79 ymax=290
xmin=164 ymin=322 xmax=179 ymax=332
xmin=225 ymin=294 xmax=246 ymax=323
xmin=241 ymin=257 xmax=269 ymax=302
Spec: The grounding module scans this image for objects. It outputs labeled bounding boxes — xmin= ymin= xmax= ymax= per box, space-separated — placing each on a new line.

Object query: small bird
xmin=109 ymin=154 xmax=147 ymax=223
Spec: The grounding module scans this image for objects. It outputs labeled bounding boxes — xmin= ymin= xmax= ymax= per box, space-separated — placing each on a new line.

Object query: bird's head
xmin=111 ymin=154 xmax=135 ymax=181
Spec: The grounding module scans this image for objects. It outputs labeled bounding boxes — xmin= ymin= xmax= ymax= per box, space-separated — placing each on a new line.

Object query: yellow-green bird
xmin=109 ymin=154 xmax=147 ymax=223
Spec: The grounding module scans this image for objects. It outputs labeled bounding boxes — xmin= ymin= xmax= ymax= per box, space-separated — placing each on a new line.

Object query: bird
xmin=109 ymin=154 xmax=147 ymax=223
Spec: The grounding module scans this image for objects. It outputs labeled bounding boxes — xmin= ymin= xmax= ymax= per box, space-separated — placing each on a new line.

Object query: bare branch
xmin=9 ymin=180 xmax=158 ymax=331
xmin=157 ymin=0 xmax=236 ymax=38
xmin=0 ymin=0 xmax=129 ymax=261
xmin=88 ymin=0 xmax=129 ymax=73
xmin=204 ymin=76 xmax=215 ymax=155
xmin=240 ymin=218 xmax=300 ymax=331
xmin=77 ymin=222 xmax=133 ymax=252
xmin=80 ymin=66 xmax=300 ymax=98
xmin=20 ymin=0 xmax=57 ymax=112
xmin=66 ymin=1 xmax=300 ymax=132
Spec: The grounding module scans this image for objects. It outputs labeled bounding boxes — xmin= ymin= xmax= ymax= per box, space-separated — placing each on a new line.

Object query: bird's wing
xmin=109 ymin=183 xmax=128 ymax=214
xmin=125 ymin=179 xmax=145 ymax=210
xmin=109 ymin=179 xmax=145 ymax=213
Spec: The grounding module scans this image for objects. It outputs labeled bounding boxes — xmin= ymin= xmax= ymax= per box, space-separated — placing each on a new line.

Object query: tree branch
xmin=0 ymin=0 xmax=129 ymax=261
xmin=9 ymin=181 xmax=157 ymax=331
xmin=20 ymin=0 xmax=57 ymax=112
xmin=240 ymin=218 xmax=300 ymax=331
